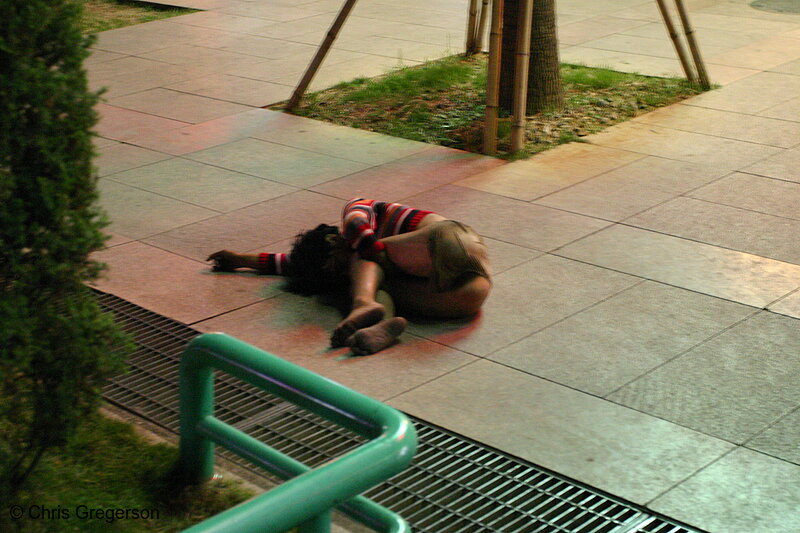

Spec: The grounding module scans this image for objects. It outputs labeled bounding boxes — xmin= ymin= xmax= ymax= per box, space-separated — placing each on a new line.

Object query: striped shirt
xmin=256 ymin=199 xmax=433 ymax=274
xmin=342 ymin=198 xmax=433 ymax=255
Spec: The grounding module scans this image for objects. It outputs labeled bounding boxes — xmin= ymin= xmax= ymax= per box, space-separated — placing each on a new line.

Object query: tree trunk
xmin=499 ymin=0 xmax=563 ymax=115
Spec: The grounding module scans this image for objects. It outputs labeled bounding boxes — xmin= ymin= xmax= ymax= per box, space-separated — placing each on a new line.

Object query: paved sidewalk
xmin=89 ymin=1 xmax=800 ymax=532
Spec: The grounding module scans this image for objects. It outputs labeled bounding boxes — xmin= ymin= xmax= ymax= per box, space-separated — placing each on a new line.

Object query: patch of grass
xmin=6 ymin=413 xmax=254 ymax=532
xmin=275 ymin=54 xmax=706 ymax=158
xmin=342 ymin=58 xmax=475 ymax=102
xmin=80 ymin=0 xmax=196 ymax=34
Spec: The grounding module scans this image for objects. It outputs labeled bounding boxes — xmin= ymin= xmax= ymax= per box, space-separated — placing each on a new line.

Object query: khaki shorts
xmin=427 ymin=220 xmax=490 ymax=292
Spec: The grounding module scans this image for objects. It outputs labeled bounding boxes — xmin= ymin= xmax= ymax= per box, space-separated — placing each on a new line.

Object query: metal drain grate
xmin=97 ymin=289 xmax=704 ymax=533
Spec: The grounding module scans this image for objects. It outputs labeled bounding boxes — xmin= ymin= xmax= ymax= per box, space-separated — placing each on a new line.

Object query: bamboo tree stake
xmin=510 ymin=0 xmax=534 ymax=153
xmin=674 ymin=0 xmax=710 ymax=89
xmin=466 ymin=0 xmax=479 ymax=54
xmin=483 ymin=0 xmax=504 ymax=155
xmin=474 ymin=0 xmax=490 ymax=52
xmin=286 ymin=0 xmax=358 ymax=111
xmin=654 ymin=0 xmax=697 ymax=85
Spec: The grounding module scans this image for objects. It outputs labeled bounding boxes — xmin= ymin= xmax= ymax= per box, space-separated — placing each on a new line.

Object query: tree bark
xmin=499 ymin=0 xmax=563 ymax=115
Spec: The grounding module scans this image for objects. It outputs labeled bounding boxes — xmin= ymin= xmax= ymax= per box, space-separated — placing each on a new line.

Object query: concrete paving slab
xmin=558 ymin=15 xmax=651 ymax=46
xmin=189 ymin=33 xmax=317 ymax=60
xmin=632 ymin=103 xmax=800 ymax=147
xmin=374 ymin=21 xmax=463 ymax=47
xmin=583 ymin=33 xmax=729 ymax=60
xmin=534 ymin=156 xmax=729 ymax=221
xmin=560 ymin=45 xmax=682 ymax=78
xmin=93 ymin=136 xmax=119 ymax=149
xmin=406 ymin=254 xmax=638 ymax=357
xmin=609 ymin=311 xmax=800 ymax=444
xmin=759 ymin=95 xmax=800 ymax=122
xmin=227 ymin=48 xmax=370 ymax=82
xmin=405 ymin=185 xmax=612 ymax=251
xmin=104 ymin=232 xmax=134 ymax=249
xmin=455 ymin=143 xmax=644 ymax=201
xmin=707 ymin=34 xmax=800 ymax=71
xmin=684 ymin=71 xmax=800 ymax=114
xmin=586 ymin=122 xmax=783 ymax=169
xmin=97 ymin=178 xmax=217 ymax=239
xmin=650 ymin=448 xmax=800 ymax=533
xmin=627 ymin=196 xmax=800 ymax=264
xmin=489 ymin=281 xmax=754 ymax=397
xmin=270 ymin=55 xmax=419 ymax=92
xmin=95 ymin=103 xmax=190 ymax=142
xmin=539 ymin=181 xmax=674 ymax=222
xmin=92 ymin=20 xmax=232 ymax=55
xmin=141 ymin=190 xmax=343 ymax=261
xmin=332 ymin=37 xmax=455 ymax=62
xmin=121 ymin=108 xmax=287 ymax=156
xmin=389 ymin=359 xmax=734 ymax=506
xmin=95 ymin=143 xmax=172 ymax=178
xmin=91 ymin=241 xmax=267 ymax=324
xmin=250 ymin=118 xmax=430 ymax=165
xmin=744 ymin=148 xmax=800 ymax=183
xmin=87 ymin=56 xmax=169 ymax=79
xmin=85 ymin=49 xmax=126 ymax=65
xmin=168 ymin=10 xmax=282 ymax=32
xmin=165 ymin=74 xmax=293 ymax=107
xmin=557 ymin=224 xmax=800 ymax=308
xmin=619 ymin=21 xmax=769 ymax=49
xmin=310 ymin=146 xmax=504 ymax=200
xmin=193 ymin=294 xmax=478 ymax=401
xmin=688 ymin=172 xmax=800 ymax=220
xmin=137 ymin=44 xmax=269 ymax=72
xmin=768 ymin=289 xmax=800 ymax=319
xmin=108 ymin=158 xmax=297 ymax=212
xmin=185 ymin=137 xmax=371 ymax=187
xmin=771 ymin=57 xmax=800 ymax=75
xmin=254 ymin=14 xmax=339 ymax=40
xmin=743 ymin=146 xmax=800 ymax=183
xmin=688 ymin=11 xmax=799 ymax=34
xmin=746 ymin=407 xmax=800 ymax=465
xmin=480 ymin=237 xmax=544 ymax=274
xmin=216 ymin=2 xmax=324 ymax=22
xmin=109 ymin=88 xmax=253 ymax=124
xmin=91 ymin=63 xmax=214 ymax=100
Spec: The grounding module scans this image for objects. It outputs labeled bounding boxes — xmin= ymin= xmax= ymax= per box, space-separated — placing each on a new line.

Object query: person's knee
xmin=451 ymin=275 xmax=492 ymax=316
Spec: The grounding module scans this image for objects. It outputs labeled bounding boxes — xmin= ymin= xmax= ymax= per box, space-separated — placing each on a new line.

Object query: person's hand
xmin=206 ymin=250 xmax=239 ymax=272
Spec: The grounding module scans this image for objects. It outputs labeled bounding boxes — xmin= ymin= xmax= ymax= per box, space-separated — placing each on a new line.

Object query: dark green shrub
xmin=0 ymin=0 xmax=130 ymax=500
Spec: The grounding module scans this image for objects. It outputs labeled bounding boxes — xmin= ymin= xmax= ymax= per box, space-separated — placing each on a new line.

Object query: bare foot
xmin=331 ymin=302 xmax=385 ymax=347
xmin=347 ymin=317 xmax=408 ymax=356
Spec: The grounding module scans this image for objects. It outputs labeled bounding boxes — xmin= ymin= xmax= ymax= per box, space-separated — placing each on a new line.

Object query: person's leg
xmin=330 ymin=259 xmax=388 ymax=346
xmin=331 ymin=258 xmax=409 ymax=354
xmin=384 ymin=273 xmax=491 ymax=318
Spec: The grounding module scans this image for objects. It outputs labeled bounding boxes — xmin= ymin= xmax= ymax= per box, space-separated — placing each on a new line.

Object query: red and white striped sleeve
xmin=341 ymin=198 xmax=386 ymax=256
xmin=257 ymin=252 xmax=290 ymax=275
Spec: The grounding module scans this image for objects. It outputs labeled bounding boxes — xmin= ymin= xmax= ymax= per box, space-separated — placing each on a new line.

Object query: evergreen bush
xmin=0 ymin=0 xmax=130 ymax=500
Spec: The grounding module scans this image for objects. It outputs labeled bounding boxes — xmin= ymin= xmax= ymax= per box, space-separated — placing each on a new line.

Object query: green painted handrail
xmin=178 ymin=333 xmax=417 ymax=533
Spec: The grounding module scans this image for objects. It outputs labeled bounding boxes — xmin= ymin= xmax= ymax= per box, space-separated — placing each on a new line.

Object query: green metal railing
xmin=178 ymin=333 xmax=417 ymax=533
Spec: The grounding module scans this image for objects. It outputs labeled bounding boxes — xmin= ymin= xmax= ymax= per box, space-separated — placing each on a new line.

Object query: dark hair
xmin=286 ymin=224 xmax=349 ymax=295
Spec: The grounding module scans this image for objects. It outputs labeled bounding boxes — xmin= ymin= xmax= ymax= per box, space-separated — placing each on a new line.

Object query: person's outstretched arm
xmin=206 ymin=250 xmax=289 ymax=275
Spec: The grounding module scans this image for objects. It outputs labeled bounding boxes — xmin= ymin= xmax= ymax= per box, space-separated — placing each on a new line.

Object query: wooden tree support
xmin=474 ymin=0 xmax=491 ymax=53
xmin=286 ymin=0 xmax=358 ymax=111
xmin=655 ymin=0 xmax=697 ymax=85
xmin=466 ymin=0 xmax=480 ymax=54
xmin=510 ymin=0 xmax=534 ymax=153
xmin=674 ymin=0 xmax=710 ymax=89
xmin=483 ymin=0 xmax=504 ymax=155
